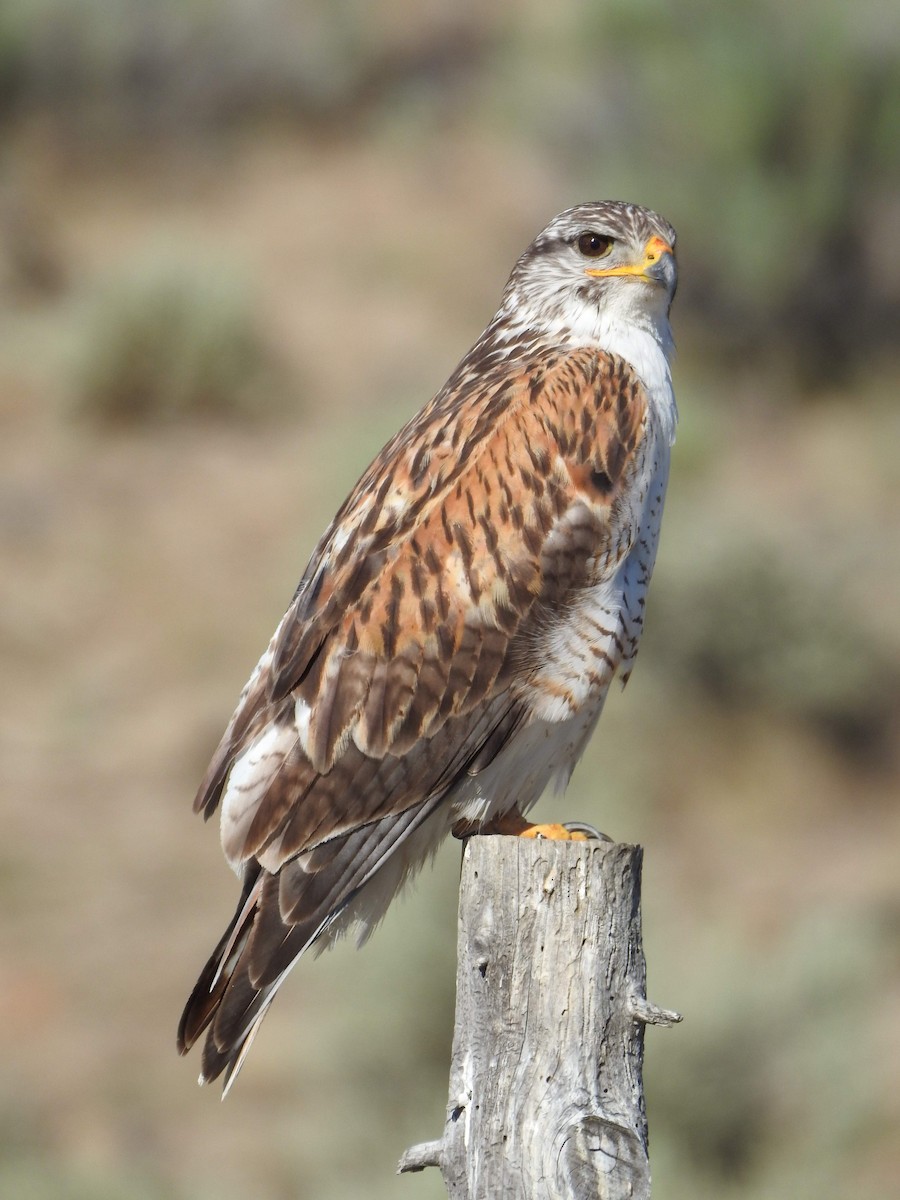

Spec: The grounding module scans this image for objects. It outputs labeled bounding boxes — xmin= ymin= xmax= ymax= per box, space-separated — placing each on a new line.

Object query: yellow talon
xmin=452 ymin=810 xmax=597 ymax=840
xmin=518 ymin=822 xmax=590 ymax=841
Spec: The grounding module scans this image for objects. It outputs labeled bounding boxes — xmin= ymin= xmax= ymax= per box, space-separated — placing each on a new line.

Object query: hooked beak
xmin=585 ymin=234 xmax=675 ymax=282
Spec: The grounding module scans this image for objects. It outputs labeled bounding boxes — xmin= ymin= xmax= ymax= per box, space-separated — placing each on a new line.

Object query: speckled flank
xmin=178 ymin=200 xmax=679 ymax=1092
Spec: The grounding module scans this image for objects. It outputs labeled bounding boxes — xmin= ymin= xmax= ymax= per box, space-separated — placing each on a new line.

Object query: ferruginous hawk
xmin=178 ymin=201 xmax=678 ymax=1092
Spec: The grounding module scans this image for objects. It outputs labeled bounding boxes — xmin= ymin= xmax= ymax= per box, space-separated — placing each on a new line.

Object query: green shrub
xmin=74 ymin=260 xmax=284 ymax=424
xmin=647 ymin=536 xmax=900 ymax=764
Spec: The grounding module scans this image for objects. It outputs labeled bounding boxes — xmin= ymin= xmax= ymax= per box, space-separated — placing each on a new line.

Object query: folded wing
xmin=178 ymin=347 xmax=648 ymax=1089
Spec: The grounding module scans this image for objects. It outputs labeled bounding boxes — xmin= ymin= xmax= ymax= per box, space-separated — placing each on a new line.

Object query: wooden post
xmin=398 ymin=836 xmax=680 ymax=1199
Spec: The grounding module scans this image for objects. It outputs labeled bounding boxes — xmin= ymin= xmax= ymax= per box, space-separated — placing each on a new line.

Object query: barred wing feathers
xmin=178 ymin=347 xmax=648 ymax=1089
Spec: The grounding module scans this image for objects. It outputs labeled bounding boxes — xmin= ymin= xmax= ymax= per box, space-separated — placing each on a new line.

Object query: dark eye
xmin=576 ymin=231 xmax=613 ymax=258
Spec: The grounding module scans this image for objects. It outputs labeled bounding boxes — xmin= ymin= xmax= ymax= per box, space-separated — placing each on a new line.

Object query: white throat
xmin=492 ymin=280 xmax=679 ymax=447
xmin=596 ymin=312 xmax=676 ymax=436
xmin=543 ymin=304 xmax=677 ymax=447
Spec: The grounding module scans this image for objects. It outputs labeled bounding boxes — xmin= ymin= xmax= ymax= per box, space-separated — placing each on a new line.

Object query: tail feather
xmin=178 ymin=797 xmax=444 ymax=1091
xmin=177 ymin=862 xmax=262 ymax=1055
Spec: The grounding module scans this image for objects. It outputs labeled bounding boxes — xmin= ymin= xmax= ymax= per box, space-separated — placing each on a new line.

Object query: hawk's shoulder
xmin=194 ymin=346 xmax=649 ymax=858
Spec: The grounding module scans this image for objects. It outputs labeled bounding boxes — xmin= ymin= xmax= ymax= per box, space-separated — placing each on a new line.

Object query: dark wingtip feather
xmin=192 ymin=750 xmax=230 ymax=819
xmin=177 ymin=956 xmax=229 ymax=1056
xmin=177 ymin=864 xmax=262 ymax=1057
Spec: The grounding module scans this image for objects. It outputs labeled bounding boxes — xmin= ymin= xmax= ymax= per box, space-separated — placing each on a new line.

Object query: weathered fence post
xmin=398 ymin=836 xmax=680 ymax=1199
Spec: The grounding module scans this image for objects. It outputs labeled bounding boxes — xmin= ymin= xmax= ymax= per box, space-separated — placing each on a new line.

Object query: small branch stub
xmin=399 ymin=836 xmax=679 ymax=1199
xmin=628 ymin=992 xmax=683 ymax=1028
xmin=397 ymin=1140 xmax=444 ymax=1173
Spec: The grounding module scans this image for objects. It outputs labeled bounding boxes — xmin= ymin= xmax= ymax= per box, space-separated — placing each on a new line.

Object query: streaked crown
xmin=500 ymin=201 xmax=678 ymax=341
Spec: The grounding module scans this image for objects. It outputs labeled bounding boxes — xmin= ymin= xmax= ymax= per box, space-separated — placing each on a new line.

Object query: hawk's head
xmin=502 ymin=201 xmax=677 ymax=345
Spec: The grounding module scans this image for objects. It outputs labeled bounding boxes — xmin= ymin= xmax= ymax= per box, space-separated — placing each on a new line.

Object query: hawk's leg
xmin=453 ymin=809 xmax=610 ymax=842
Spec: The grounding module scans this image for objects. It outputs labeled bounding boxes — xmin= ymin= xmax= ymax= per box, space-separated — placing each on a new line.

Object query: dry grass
xmin=72 ymin=258 xmax=285 ymax=425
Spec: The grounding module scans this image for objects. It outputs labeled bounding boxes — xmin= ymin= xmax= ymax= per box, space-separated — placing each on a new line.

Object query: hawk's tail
xmin=177 ymin=798 xmax=444 ymax=1094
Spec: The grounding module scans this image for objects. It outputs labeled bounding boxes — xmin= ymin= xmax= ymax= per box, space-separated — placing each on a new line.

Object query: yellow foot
xmin=518 ymin=822 xmax=591 ymax=841
xmin=452 ymin=810 xmax=606 ymax=841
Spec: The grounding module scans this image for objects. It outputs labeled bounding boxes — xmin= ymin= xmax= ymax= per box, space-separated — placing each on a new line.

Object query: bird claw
xmin=453 ymin=813 xmax=612 ymax=842
xmin=519 ymin=821 xmax=612 ymax=842
xmin=562 ymin=821 xmax=613 ymax=842
xmin=518 ymin=822 xmax=588 ymax=841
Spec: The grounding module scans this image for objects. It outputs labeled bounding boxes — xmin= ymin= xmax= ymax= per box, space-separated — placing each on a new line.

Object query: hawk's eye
xmin=577 ymin=231 xmax=613 ymax=258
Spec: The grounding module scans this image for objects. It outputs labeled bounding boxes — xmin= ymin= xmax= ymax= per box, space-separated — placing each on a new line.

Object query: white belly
xmin=448 ymin=701 xmax=606 ymax=826
xmin=450 ymin=430 xmax=672 ymax=826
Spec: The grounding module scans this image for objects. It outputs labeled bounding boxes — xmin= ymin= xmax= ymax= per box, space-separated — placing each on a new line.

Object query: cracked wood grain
xmin=399 ymin=836 xmax=680 ymax=1198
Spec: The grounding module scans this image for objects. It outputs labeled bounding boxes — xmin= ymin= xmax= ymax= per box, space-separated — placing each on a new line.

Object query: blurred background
xmin=1 ymin=1 xmax=898 ymax=1197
